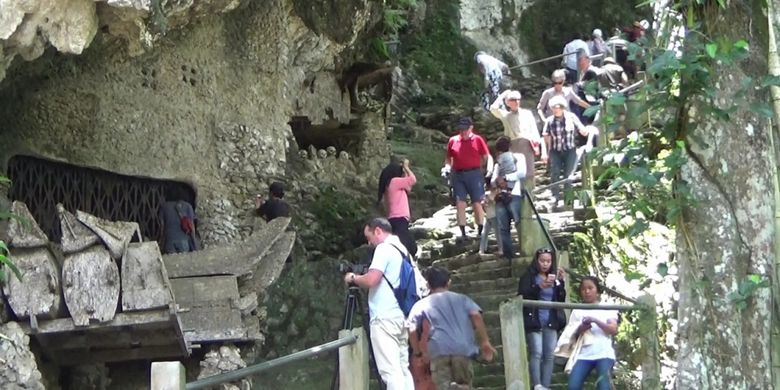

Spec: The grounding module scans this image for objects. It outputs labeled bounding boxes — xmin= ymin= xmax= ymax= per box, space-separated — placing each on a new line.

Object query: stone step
xmin=450 ymin=277 xmax=518 ymax=295
xmin=455 ymin=258 xmax=513 ymax=274
xmin=450 ymin=267 xmax=512 ymax=284
xmin=473 ymin=362 xmax=504 ymax=377
xmin=470 ymin=293 xmax=513 ymax=312
xmin=472 ymin=374 xmax=505 ymax=388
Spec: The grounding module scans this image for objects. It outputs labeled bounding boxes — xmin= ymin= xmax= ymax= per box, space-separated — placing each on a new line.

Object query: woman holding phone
xmin=517 ymin=248 xmax=567 ymax=390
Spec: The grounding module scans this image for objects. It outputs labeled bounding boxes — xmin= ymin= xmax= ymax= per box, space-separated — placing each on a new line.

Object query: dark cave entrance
xmin=6 ymin=155 xmax=197 ymax=244
xmin=288 ymin=116 xmax=364 ymax=158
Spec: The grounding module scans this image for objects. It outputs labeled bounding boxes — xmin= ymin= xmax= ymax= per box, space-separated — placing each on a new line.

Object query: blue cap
xmin=456 ymin=117 xmax=473 ymax=130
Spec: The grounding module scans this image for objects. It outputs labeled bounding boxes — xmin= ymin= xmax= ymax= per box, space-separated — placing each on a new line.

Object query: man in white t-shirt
xmin=343 ymin=218 xmax=414 ymax=390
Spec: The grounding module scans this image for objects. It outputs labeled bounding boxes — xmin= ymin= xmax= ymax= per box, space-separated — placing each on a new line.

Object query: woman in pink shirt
xmin=378 ymin=158 xmax=418 ymax=257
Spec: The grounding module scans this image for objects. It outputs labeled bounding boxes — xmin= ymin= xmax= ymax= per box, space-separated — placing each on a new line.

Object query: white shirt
xmin=476 ymin=53 xmax=508 ymax=79
xmin=562 ymin=39 xmax=590 ymax=70
xmin=489 ymin=94 xmax=540 ymax=144
xmin=569 ymin=306 xmax=618 ymax=361
xmin=368 ymin=235 xmax=407 ymax=321
xmin=490 ymin=153 xmax=527 ymax=196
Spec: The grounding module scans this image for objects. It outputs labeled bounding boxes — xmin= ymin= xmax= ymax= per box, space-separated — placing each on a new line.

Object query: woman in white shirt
xmin=567 ymin=276 xmax=618 ymax=390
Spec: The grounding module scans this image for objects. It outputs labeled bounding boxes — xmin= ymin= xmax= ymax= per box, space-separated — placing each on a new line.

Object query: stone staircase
xmin=414 ymin=157 xmax=592 ymax=390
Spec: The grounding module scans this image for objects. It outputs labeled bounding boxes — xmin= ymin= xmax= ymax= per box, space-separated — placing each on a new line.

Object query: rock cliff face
xmin=458 ymin=0 xmax=534 ymax=75
xmin=0 ymin=0 xmax=386 ymax=246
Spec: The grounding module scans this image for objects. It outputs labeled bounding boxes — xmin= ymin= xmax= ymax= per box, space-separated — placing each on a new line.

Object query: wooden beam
xmin=20 ymin=309 xmax=171 ymax=335
xmin=163 ymin=217 xmax=290 ymax=278
xmin=54 ymin=345 xmax=187 ymax=366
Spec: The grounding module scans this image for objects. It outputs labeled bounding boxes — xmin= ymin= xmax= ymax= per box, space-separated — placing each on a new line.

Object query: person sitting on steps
xmin=255 ymin=181 xmax=290 ymax=222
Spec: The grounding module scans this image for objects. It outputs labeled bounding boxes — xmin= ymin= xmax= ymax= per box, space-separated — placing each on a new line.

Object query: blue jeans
xmin=568 ymin=358 xmax=614 ymax=390
xmin=527 ymin=328 xmax=558 ymax=388
xmin=549 ymin=148 xmax=578 ymax=202
xmin=479 ymin=216 xmax=502 ymax=253
xmin=495 ymin=194 xmax=521 ymax=259
xmin=164 ymin=238 xmax=191 ymax=254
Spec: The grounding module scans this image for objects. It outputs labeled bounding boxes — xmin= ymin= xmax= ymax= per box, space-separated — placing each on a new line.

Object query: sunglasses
xmin=536 ymin=248 xmax=554 ymax=254
xmin=554 ymin=81 xmax=564 ymax=85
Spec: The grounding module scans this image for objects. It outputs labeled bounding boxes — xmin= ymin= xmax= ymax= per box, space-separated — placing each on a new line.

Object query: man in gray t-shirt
xmin=408 ymin=267 xmax=496 ymax=389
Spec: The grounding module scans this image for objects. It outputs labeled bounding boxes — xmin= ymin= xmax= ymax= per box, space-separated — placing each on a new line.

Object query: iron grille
xmin=6 ymin=155 xmax=196 ymax=244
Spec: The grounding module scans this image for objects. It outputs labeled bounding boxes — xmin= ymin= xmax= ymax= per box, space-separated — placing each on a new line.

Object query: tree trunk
xmin=62 ymin=246 xmax=120 ymax=326
xmin=676 ymin=2 xmax=773 ymax=388
xmin=2 ymin=247 xmax=62 ymax=319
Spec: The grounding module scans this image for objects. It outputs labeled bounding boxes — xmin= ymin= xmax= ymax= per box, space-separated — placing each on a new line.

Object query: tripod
xmin=331 ymin=285 xmax=385 ymax=390
xmin=340 ymin=285 xmax=362 ymax=330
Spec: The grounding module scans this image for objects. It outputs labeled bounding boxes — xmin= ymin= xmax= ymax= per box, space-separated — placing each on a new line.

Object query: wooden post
xmin=637 ymin=294 xmax=661 ymax=390
xmin=151 ymin=361 xmax=185 ymax=390
xmin=338 ymin=327 xmax=368 ymax=390
xmin=500 ymin=296 xmax=530 ymax=390
xmin=557 ymin=251 xmax=572 ymax=318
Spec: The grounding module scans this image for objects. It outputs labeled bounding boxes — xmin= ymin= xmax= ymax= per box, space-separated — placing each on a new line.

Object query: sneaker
xmin=533 ymin=385 xmax=549 ymax=390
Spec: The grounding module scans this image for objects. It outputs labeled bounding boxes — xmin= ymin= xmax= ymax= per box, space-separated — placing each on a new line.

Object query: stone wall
xmin=0 ymin=0 xmax=388 ymax=246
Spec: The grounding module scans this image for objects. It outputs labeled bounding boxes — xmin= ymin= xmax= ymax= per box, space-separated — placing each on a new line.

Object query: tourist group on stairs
xmin=354 ymin=22 xmax=639 ymax=390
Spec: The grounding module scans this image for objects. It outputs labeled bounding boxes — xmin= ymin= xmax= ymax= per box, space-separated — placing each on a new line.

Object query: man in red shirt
xmin=443 ymin=117 xmax=494 ymax=239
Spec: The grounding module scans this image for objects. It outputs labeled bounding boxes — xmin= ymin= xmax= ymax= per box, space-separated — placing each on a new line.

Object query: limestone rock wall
xmin=458 ymin=0 xmax=535 ymax=76
xmin=0 ymin=0 xmax=387 ymax=246
xmin=0 ymin=322 xmax=45 ymax=390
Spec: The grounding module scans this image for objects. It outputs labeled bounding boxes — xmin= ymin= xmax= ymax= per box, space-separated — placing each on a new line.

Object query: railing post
xmin=151 ymin=361 xmax=185 ymax=390
xmin=637 ymin=294 xmax=661 ymax=390
xmin=338 ymin=327 xmax=368 ymax=390
xmin=500 ymin=296 xmax=530 ymax=390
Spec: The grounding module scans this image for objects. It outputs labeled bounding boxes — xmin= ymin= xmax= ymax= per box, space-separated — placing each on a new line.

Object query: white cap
xmin=506 ymin=90 xmax=522 ymax=100
xmin=549 ymin=96 xmax=568 ymax=109
xmin=593 ymin=28 xmax=602 ymax=37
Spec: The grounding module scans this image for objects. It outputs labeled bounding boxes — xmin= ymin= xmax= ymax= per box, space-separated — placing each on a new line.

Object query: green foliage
xmin=727 ymin=275 xmax=770 ymax=311
xmin=308 ymin=186 xmax=366 ymax=254
xmin=0 ymin=175 xmax=21 ymax=286
xmin=398 ymin=0 xmax=481 ymax=102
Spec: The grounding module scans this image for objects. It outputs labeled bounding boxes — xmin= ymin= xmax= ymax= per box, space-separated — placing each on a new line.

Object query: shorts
xmin=452 ymin=169 xmax=485 ymax=203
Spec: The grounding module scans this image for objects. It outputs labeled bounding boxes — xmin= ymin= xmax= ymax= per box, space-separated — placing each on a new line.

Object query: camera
xmin=338 ymin=262 xmax=370 ymax=275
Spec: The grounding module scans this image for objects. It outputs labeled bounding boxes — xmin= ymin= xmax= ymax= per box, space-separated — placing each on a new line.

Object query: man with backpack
xmin=343 ymin=217 xmax=418 ymax=390
xmin=408 ymin=267 xmax=496 ymax=389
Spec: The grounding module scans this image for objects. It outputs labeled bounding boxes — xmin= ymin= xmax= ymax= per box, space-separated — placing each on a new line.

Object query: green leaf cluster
xmin=0 ymin=175 xmax=21 ymax=286
xmin=727 ymin=275 xmax=770 ymax=311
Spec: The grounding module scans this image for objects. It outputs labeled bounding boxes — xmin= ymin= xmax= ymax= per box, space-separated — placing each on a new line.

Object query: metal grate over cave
xmin=6 ymin=155 xmax=196 ymax=243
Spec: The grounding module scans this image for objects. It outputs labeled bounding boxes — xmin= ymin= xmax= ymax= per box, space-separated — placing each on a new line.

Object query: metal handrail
xmin=185 ymin=335 xmax=358 ymax=390
xmin=518 ymin=298 xmax=643 ymax=311
xmin=509 ymin=52 xmax=606 ymax=70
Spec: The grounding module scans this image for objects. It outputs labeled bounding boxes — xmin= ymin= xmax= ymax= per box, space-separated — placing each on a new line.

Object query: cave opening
xmin=288 ymin=116 xmax=363 ymax=158
xmin=6 ymin=155 xmax=197 ymax=244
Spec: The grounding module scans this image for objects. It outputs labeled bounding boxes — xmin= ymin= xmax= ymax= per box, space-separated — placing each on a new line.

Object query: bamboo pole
xmin=765 ymin=1 xmax=780 ymax=387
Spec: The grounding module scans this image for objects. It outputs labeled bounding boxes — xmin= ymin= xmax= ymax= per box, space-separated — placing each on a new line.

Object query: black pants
xmin=389 ymin=217 xmax=418 ymax=258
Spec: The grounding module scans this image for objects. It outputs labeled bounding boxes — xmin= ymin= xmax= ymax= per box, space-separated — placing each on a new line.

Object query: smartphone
xmin=547 ymin=274 xmax=556 ymax=282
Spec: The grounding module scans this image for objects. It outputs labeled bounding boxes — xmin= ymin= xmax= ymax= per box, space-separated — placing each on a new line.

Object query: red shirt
xmin=447 ymin=132 xmax=489 ymax=171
